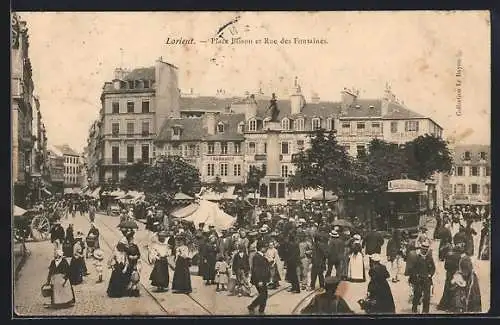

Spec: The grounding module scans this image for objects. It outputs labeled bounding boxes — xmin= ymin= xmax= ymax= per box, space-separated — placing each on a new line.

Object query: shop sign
xmin=387 ymin=179 xmax=426 ymax=192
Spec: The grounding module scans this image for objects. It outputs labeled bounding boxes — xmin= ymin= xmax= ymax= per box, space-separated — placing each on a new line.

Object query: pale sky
xmin=19 ymin=11 xmax=490 ymax=152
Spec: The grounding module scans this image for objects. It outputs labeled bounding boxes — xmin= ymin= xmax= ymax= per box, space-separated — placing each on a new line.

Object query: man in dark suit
xmin=286 ymin=235 xmax=301 ymax=293
xmin=326 ymin=230 xmax=344 ymax=277
xmin=248 ymin=241 xmax=271 ymax=315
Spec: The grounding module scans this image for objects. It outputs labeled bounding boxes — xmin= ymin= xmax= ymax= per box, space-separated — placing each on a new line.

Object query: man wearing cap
xmin=300 ymin=276 xmax=353 ymax=314
xmin=248 ymin=241 xmax=271 ymax=315
xmin=326 ymin=230 xmax=344 ymax=278
xmin=407 ymin=240 xmax=435 ymax=313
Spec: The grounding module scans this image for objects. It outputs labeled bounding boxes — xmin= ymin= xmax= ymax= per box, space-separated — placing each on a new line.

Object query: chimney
xmin=340 ymin=87 xmax=357 ymax=115
xmin=114 ymin=68 xmax=129 ymax=80
xmin=244 ymin=94 xmax=258 ymax=121
xmin=290 ymin=77 xmax=305 ymax=115
xmin=203 ymin=112 xmax=218 ymax=135
xmin=381 ymin=82 xmax=394 ymax=116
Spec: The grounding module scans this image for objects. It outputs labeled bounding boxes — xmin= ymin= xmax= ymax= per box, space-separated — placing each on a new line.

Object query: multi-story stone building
xmin=50 ymin=144 xmax=83 ymax=188
xmin=86 ymin=120 xmax=102 ymax=187
xmin=154 ymin=79 xmax=444 ymax=206
xmin=95 ymin=58 xmax=180 ymax=183
xmin=12 ymin=13 xmax=37 ymax=207
xmin=448 ymin=144 xmax=490 ymax=206
xmin=47 ymin=149 xmax=65 ymax=194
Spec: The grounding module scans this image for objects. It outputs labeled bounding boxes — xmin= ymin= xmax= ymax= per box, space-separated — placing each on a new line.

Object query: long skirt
xmin=172 ymin=257 xmax=192 ymax=293
xmin=438 ymin=271 xmax=455 ymax=311
xmin=150 ymin=257 xmax=170 ymax=288
xmin=107 ymin=265 xmax=128 ymax=298
xmin=69 ymin=258 xmax=84 ymax=285
xmin=204 ymin=257 xmax=217 ymax=281
xmin=50 ymin=274 xmax=75 ymax=308
xmin=347 ymin=253 xmax=366 ymax=282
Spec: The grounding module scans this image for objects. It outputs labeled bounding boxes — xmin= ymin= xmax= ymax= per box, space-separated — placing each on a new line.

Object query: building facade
xmin=94 ymin=58 xmax=180 ymax=184
xmin=50 ymin=144 xmax=83 ymax=188
xmin=47 ymin=149 xmax=65 ymax=194
xmin=11 ymin=13 xmax=41 ymax=208
xmin=448 ymin=145 xmax=490 ymax=206
xmin=86 ymin=120 xmax=103 ymax=187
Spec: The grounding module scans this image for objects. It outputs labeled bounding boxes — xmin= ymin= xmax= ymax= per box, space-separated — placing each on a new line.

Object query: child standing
xmin=93 ymin=249 xmax=104 ymax=283
xmin=215 ymin=254 xmax=229 ymax=292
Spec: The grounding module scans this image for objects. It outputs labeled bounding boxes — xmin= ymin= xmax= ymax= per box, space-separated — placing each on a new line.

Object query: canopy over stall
xmin=175 ymin=199 xmax=236 ymax=231
xmin=201 ymin=186 xmax=237 ymax=201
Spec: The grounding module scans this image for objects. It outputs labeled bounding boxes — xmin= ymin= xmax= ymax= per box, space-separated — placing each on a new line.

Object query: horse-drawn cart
xmin=13 ymin=205 xmax=60 ymax=242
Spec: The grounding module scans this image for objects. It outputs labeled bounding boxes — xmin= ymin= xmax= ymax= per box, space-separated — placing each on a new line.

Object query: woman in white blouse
xmin=149 ymin=231 xmax=171 ymax=292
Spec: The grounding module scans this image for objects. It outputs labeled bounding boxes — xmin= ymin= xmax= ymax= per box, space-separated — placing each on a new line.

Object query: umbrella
xmin=117 ymin=219 xmax=139 ymax=229
xmin=332 ymin=219 xmax=353 ymax=228
xmin=14 ymin=205 xmax=27 ymax=217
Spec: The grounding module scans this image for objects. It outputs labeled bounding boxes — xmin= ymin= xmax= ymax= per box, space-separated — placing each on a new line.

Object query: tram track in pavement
xmin=290 ymin=288 xmax=320 ymax=314
xmin=94 ymin=215 xmax=214 ymax=315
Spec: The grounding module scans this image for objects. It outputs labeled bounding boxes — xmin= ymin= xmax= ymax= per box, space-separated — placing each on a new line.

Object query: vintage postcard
xmin=12 ymin=11 xmax=490 ymax=316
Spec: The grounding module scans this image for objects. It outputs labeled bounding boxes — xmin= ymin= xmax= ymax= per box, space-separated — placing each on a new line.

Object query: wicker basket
xmin=41 ymin=284 xmax=52 ymax=297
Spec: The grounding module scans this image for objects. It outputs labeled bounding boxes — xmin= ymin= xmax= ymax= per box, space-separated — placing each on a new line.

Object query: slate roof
xmin=123 ymin=67 xmax=155 ymax=81
xmin=452 ymin=144 xmax=490 ymax=164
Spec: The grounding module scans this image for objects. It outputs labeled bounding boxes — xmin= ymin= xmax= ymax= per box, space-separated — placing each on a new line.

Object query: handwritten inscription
xmin=455 ymin=51 xmax=463 ymax=116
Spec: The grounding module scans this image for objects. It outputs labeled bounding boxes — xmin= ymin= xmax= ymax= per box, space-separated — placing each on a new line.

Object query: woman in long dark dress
xmin=107 ymin=242 xmax=128 ymax=298
xmin=365 ymin=254 xmax=395 ymax=313
xmin=45 ymin=249 xmax=75 ymax=308
xmin=124 ymin=233 xmax=141 ymax=297
xmin=437 ymin=244 xmax=462 ymax=311
xmin=464 ymin=221 xmax=477 ymax=257
xmin=451 ymin=249 xmax=482 ymax=312
xmin=172 ymin=236 xmax=192 ymax=294
xmin=63 ymin=224 xmax=75 ymax=258
xmin=203 ymin=235 xmax=218 ymax=285
xmin=149 ymin=231 xmax=171 ymax=292
xmin=69 ymin=233 xmax=86 ymax=285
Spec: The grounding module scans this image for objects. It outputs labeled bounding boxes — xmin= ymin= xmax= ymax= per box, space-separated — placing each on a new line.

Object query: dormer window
xmin=263 ymin=118 xmax=270 ymax=130
xmin=173 ymin=127 xmax=181 ymax=136
xmin=296 ymin=118 xmax=305 ymax=131
xmin=128 ymin=80 xmax=135 ymax=89
xmin=144 ymin=80 xmax=150 ymax=89
xmin=312 ymin=118 xmax=321 ymax=130
xmin=238 ymin=122 xmax=245 ymax=134
xmin=281 ymin=118 xmax=290 ymax=131
xmin=479 ymin=151 xmax=487 ymax=160
xmin=326 ymin=117 xmax=334 ymax=131
xmin=217 ymin=122 xmax=225 ymax=133
xmin=463 ymin=151 xmax=471 ymax=160
xmin=249 ymin=119 xmax=257 ymax=132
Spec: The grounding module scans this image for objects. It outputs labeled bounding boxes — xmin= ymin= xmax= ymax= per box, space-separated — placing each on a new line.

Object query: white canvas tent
xmin=181 ymin=200 xmax=236 ymax=231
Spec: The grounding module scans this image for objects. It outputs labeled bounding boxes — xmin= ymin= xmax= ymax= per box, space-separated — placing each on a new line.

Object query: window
xmin=269 ymin=182 xmax=277 ymax=198
xmin=405 ymin=121 xmax=419 ymax=132
xmin=141 ymin=144 xmax=149 ymax=162
xmin=278 ymin=183 xmax=286 ymax=198
xmin=312 ymin=118 xmax=321 ymax=130
xmin=127 ymin=122 xmax=134 ymax=137
xmin=248 ymin=142 xmax=256 ymax=154
xmin=464 ymin=151 xmax=471 ymax=160
xmin=221 ymin=142 xmax=228 ymax=154
xmin=372 ymin=122 xmax=380 ymax=129
xmin=356 ymin=145 xmax=366 ymax=158
xmin=249 ymin=120 xmax=257 ymax=131
xmin=297 ymin=140 xmax=304 ymax=150
xmin=390 ymin=122 xmax=398 ymax=133
xmin=142 ymin=101 xmax=150 ymax=113
xmin=238 ymin=122 xmax=245 ymax=134
xmin=217 ymin=123 xmax=225 ymax=133
xmin=111 ymin=146 xmax=119 ymax=164
xmin=195 ymin=144 xmax=200 ymax=156
xmin=127 ymin=145 xmax=134 ymax=163
xmin=208 ymin=143 xmax=215 ymax=154
xmin=127 ymin=101 xmax=134 ymax=113
xmin=112 ymin=167 xmax=119 ymax=182
xmin=112 ymin=102 xmax=120 ymax=114
xmin=234 ymin=142 xmax=241 ymax=154
xmin=142 ymin=121 xmax=149 ymax=136
xmin=342 ymin=122 xmax=351 ymax=130
xmin=456 ymin=166 xmax=464 ymax=176
xmin=173 ymin=127 xmax=181 ymax=136
xmin=128 ymin=80 xmax=135 ymax=89
xmin=233 ymin=164 xmax=241 ymax=176
xmin=470 ymin=184 xmax=480 ymax=194
xmin=343 ymin=144 xmax=351 ymax=153
xmin=281 ymin=142 xmax=289 ymax=154
xmin=485 ymin=166 xmax=491 ymax=176
xmin=281 ymin=165 xmax=289 ymax=177
xmin=207 ymin=164 xmax=215 ymax=176
xmin=220 ymin=163 xmax=228 ymax=176
xmin=470 ymin=166 xmax=479 ymax=176
xmin=264 ymin=143 xmax=267 ymax=154
xmin=296 ymin=119 xmax=304 ymax=131
xmin=111 ymin=123 xmax=119 ymax=136
xmin=480 ymin=151 xmax=487 ymax=160
xmin=454 ymin=184 xmax=465 ymax=194
xmin=281 ymin=118 xmax=290 ymax=130
xmin=357 ymin=122 xmax=365 ymax=130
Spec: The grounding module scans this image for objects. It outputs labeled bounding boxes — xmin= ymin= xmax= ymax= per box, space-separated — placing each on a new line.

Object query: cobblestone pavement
xmin=14 ymin=213 xmax=489 ymax=316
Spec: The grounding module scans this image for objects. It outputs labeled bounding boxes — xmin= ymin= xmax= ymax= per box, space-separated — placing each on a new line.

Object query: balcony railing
xmin=105 ymin=132 xmax=154 ymax=139
xmin=102 ymin=158 xmax=154 ymax=166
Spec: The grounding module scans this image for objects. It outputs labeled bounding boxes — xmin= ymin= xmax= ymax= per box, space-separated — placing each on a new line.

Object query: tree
xmin=403 ymin=134 xmax=453 ymax=181
xmin=121 ymin=161 xmax=148 ymax=192
xmin=290 ymin=129 xmax=353 ymax=201
xmin=136 ymin=155 xmax=201 ymax=209
xmin=245 ymin=165 xmax=265 ymax=199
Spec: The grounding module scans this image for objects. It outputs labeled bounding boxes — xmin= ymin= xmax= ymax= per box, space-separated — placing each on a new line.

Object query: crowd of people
xmin=41 ymin=194 xmax=489 ymax=315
